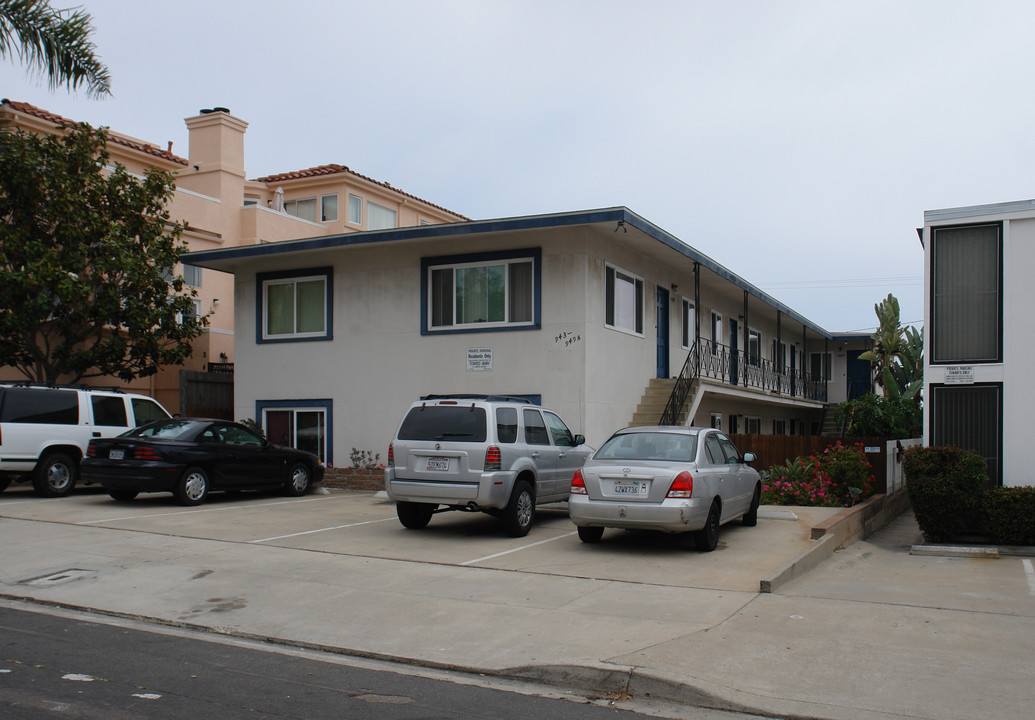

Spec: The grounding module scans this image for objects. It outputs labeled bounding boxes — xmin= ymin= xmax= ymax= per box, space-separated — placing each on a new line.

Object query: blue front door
xmin=656 ymin=286 xmax=669 ymax=378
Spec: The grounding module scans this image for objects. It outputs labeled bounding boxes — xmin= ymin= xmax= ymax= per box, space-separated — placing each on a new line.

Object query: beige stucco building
xmin=0 ymin=100 xmax=466 ymax=413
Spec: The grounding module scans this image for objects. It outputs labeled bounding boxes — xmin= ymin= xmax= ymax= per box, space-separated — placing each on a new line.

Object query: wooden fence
xmin=729 ymin=434 xmax=891 ymax=494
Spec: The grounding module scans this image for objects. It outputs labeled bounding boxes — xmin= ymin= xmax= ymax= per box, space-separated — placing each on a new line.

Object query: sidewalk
xmin=2 ymin=503 xmax=1032 ymax=719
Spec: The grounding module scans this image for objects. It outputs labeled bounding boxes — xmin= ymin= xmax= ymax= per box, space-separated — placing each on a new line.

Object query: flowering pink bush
xmin=761 ymin=442 xmax=875 ymax=508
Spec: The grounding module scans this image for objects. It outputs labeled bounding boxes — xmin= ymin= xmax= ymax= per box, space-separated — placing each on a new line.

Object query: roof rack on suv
xmin=0 ymin=381 xmax=126 ymax=393
xmin=420 ymin=394 xmax=534 ymax=404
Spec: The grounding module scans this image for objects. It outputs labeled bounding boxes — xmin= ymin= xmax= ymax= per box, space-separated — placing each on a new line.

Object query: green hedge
xmin=983 ymin=487 xmax=1035 ymax=546
xmin=903 ymin=446 xmax=988 ymax=543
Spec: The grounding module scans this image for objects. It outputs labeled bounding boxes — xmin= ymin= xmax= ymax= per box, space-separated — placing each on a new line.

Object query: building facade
xmin=921 ymin=199 xmax=1032 ymax=487
xmin=187 ymin=208 xmax=858 ymax=466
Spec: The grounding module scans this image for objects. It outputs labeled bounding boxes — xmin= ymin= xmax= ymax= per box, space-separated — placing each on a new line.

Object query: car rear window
xmin=595 ymin=432 xmax=696 ymax=462
xmin=0 ymin=388 xmax=79 ymax=424
xmin=397 ymin=405 xmax=487 ymax=442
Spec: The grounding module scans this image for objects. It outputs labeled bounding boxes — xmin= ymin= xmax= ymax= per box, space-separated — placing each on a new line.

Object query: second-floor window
xmin=259 ymin=268 xmax=332 ymax=342
xmin=605 ymin=264 xmax=643 ymax=335
xmin=367 ymin=201 xmax=397 ymax=230
xmin=428 ymin=256 xmax=535 ymax=329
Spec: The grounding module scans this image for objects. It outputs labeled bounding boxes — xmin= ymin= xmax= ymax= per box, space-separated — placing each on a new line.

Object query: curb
xmin=0 ymin=593 xmax=769 ymax=717
xmin=759 ymin=490 xmax=911 ymax=593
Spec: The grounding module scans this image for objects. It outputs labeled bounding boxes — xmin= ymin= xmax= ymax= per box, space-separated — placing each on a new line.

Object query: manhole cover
xmin=21 ymin=569 xmax=95 ymax=586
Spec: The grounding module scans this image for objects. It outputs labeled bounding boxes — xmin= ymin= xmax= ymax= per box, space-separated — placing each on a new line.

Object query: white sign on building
xmin=467 ymin=347 xmax=493 ymax=372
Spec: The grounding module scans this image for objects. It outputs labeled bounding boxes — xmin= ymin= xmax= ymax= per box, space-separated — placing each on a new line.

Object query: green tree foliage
xmin=0 ymin=122 xmax=205 ymax=383
xmin=0 ymin=0 xmax=110 ymax=97
xmin=835 ymin=393 xmax=922 ymax=438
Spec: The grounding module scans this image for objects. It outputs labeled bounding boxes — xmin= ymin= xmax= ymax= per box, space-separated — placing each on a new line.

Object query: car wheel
xmin=108 ymin=490 xmax=139 ymax=502
xmin=284 ymin=462 xmax=312 ymax=496
xmin=501 ymin=481 xmax=536 ymax=537
xmin=742 ymin=483 xmax=761 ymax=527
xmin=396 ymin=501 xmax=435 ymax=529
xmin=694 ymin=500 xmax=721 ymax=552
xmin=175 ymin=466 xmax=209 ymax=506
xmin=32 ymin=452 xmax=78 ymax=498
xmin=577 ymin=526 xmax=604 ymax=543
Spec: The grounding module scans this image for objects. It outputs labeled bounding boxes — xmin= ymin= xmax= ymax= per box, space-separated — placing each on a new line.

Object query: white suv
xmin=385 ymin=395 xmax=592 ymax=536
xmin=0 ymin=384 xmax=171 ymax=497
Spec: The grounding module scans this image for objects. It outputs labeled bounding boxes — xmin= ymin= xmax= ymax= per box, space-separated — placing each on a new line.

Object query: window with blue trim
xmin=258 ymin=267 xmax=332 ymax=342
xmin=258 ymin=399 xmax=332 ymax=466
xmin=424 ymin=250 xmax=539 ymax=332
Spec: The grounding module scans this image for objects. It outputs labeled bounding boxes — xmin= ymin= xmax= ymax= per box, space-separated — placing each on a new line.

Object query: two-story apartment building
xmin=0 ymin=100 xmax=467 ymax=412
xmin=921 ymin=198 xmax=1033 ymax=487
xmin=185 ymin=207 xmax=862 ymax=466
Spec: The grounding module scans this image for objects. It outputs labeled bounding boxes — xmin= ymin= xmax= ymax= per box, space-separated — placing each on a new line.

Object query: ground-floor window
xmin=930 ymin=383 xmax=1002 ymax=486
xmin=745 ymin=416 xmax=760 ymax=434
xmin=710 ymin=412 xmax=722 ymax=430
xmin=257 ymin=399 xmax=332 ymax=466
xmin=772 ymin=419 xmax=786 ymax=435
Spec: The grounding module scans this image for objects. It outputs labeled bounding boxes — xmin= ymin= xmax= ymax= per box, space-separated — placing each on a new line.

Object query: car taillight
xmin=570 ymin=468 xmax=588 ymax=495
xmin=484 ymin=446 xmax=501 ymax=471
xmin=133 ymin=446 xmax=163 ymax=461
xmin=86 ymin=441 xmax=97 ymax=458
xmin=387 ymin=443 xmax=394 ymax=468
xmin=666 ymin=471 xmax=694 ymax=498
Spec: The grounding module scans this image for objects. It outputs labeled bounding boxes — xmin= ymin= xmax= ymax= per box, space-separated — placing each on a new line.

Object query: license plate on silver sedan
xmin=108 ymin=449 xmax=124 ymax=460
xmin=613 ymin=480 xmax=648 ymax=495
xmin=425 ymin=457 xmax=450 ymax=471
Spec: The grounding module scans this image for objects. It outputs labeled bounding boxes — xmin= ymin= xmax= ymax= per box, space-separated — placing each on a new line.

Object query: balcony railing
xmin=661 ymin=341 xmax=828 ymax=424
xmin=698 ymin=340 xmax=827 ymax=401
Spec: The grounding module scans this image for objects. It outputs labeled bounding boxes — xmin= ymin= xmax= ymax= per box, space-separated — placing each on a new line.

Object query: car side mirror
xmin=742 ymin=452 xmax=756 ymax=463
xmin=574 ymin=434 xmax=586 ymax=446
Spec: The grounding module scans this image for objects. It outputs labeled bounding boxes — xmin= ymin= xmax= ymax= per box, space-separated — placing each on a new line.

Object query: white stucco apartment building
xmin=186 ymin=208 xmax=868 ymax=466
xmin=922 ymin=198 xmax=1034 ymax=487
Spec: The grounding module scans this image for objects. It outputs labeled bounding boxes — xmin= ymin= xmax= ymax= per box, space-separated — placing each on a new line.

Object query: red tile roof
xmin=1 ymin=99 xmax=189 ymax=166
xmin=254 ymin=163 xmax=469 ymax=221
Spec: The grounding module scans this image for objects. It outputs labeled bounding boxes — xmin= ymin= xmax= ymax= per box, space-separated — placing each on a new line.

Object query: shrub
xmin=903 ymin=446 xmax=988 ymax=543
xmin=836 ymin=394 xmax=921 ymax=438
xmin=350 ymin=448 xmax=382 ymax=469
xmin=983 ymin=487 xmax=1035 ymax=546
xmin=761 ymin=442 xmax=875 ymax=508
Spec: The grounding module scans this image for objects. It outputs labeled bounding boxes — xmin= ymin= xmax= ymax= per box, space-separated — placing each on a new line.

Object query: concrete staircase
xmin=629 ymin=378 xmax=693 ymax=426
xmin=820 ymin=403 xmax=843 ymax=436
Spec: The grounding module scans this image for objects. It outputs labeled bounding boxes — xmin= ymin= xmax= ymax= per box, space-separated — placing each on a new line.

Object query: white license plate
xmin=613 ymin=481 xmax=647 ymax=495
xmin=425 ymin=457 xmax=450 ymax=471
xmin=109 ymin=449 xmax=124 ymax=460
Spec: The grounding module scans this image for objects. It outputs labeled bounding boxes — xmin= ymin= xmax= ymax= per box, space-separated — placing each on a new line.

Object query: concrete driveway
xmin=0 ymin=485 xmax=837 ymax=594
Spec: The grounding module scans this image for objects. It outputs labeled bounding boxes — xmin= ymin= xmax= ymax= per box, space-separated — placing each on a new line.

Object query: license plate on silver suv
xmin=425 ymin=457 xmax=450 ymax=471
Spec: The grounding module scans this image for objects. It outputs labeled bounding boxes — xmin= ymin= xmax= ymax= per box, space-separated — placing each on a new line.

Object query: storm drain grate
xmin=21 ymin=569 xmax=96 ymax=586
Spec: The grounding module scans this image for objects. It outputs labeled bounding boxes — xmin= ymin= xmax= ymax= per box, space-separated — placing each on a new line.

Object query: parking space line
xmin=1024 ymin=559 xmax=1035 ymax=595
xmin=460 ymin=531 xmax=578 ymax=566
xmin=249 ymin=517 xmax=397 ymax=543
xmin=75 ymin=496 xmax=334 ymax=525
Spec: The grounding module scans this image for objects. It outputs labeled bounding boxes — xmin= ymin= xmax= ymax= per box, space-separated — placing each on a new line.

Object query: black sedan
xmin=81 ymin=418 xmax=324 ymax=506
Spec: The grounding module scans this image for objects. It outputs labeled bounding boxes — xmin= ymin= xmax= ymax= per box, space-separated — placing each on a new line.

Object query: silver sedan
xmin=567 ymin=426 xmax=761 ymax=551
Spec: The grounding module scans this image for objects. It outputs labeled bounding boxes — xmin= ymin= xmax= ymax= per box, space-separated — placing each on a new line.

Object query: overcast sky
xmin=4 ymin=0 xmax=1032 ymax=333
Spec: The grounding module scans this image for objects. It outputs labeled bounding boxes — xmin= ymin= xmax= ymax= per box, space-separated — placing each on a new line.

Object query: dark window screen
xmin=931 ymin=384 xmax=1002 ymax=487
xmin=398 ymin=406 xmax=487 ymax=442
xmin=0 ymin=388 xmax=79 ymax=424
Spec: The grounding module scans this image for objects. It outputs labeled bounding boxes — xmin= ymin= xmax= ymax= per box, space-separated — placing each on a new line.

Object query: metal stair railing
xmin=660 ymin=342 xmax=700 ymax=426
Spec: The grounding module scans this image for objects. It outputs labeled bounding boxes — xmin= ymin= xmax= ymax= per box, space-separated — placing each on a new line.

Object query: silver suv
xmin=0 ymin=383 xmax=171 ymax=497
xmin=385 ymin=396 xmax=592 ymax=536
